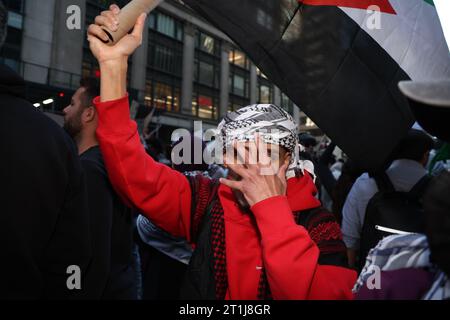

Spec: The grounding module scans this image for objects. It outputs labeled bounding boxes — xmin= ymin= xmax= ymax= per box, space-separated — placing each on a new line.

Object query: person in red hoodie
xmin=86 ymin=4 xmax=357 ymax=300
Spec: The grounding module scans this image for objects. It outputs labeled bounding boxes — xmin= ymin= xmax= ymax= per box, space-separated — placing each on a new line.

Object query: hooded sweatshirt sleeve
xmin=94 ymin=96 xmax=192 ymax=240
xmin=251 ymin=196 xmax=357 ymax=300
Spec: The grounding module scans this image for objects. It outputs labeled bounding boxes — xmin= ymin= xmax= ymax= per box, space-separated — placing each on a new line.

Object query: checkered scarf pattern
xmin=188 ymin=175 xmax=345 ymax=300
xmin=215 ymin=104 xmax=302 ymax=178
xmin=189 ymin=174 xmax=273 ymax=299
xmin=209 ymin=199 xmax=273 ymax=300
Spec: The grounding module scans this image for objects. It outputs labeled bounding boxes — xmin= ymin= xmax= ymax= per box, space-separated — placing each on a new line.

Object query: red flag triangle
xmin=300 ymin=0 xmax=396 ymax=14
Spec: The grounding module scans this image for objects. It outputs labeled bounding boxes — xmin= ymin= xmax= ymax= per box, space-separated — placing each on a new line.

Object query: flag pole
xmin=102 ymin=0 xmax=164 ymax=46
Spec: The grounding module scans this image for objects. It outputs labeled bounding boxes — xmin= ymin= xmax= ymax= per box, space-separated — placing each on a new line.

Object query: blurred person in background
xmin=342 ymin=129 xmax=434 ymax=269
xmin=63 ymin=78 xmax=138 ymax=299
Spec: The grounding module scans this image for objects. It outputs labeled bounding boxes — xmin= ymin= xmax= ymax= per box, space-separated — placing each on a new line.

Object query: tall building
xmin=1 ymin=0 xmax=322 ymax=141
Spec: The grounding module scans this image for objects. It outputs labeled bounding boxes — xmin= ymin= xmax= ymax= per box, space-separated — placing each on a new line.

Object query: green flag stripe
xmin=424 ymin=0 xmax=434 ymax=6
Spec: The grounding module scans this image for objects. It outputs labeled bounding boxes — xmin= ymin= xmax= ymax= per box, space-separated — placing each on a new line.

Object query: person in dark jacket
xmin=63 ymin=78 xmax=137 ymax=299
xmin=0 ymin=1 xmax=91 ymax=299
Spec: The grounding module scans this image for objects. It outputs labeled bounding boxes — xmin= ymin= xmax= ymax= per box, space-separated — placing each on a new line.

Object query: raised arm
xmin=87 ymin=5 xmax=192 ymax=239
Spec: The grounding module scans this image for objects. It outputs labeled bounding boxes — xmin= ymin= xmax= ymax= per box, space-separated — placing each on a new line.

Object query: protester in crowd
xmin=86 ymin=5 xmax=356 ymax=300
xmin=63 ymin=78 xmax=138 ymax=299
xmin=298 ymin=133 xmax=318 ymax=156
xmin=313 ymin=142 xmax=363 ymax=224
xmin=0 ymin=0 xmax=91 ymax=299
xmin=316 ymin=142 xmax=339 ymax=211
xmin=342 ymin=129 xmax=434 ymax=269
xmin=331 ymin=160 xmax=365 ymax=225
xmin=354 ymin=170 xmax=450 ymax=300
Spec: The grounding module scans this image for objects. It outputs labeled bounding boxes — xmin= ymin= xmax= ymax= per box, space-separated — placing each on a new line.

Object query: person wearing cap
xmin=342 ymin=128 xmax=435 ymax=269
xmin=353 ymin=80 xmax=450 ymax=300
xmin=85 ymin=4 xmax=356 ymax=300
xmin=403 ymin=81 xmax=450 ymax=174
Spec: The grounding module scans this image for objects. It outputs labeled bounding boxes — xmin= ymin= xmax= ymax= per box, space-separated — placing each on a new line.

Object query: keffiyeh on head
xmin=215 ymin=104 xmax=315 ymax=179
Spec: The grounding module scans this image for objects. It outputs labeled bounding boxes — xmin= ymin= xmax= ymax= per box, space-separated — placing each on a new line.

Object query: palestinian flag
xmin=183 ymin=0 xmax=450 ymax=170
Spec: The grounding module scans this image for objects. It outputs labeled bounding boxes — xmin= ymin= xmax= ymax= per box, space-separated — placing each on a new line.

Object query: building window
xmin=228 ymin=46 xmax=251 ymax=110
xmin=155 ymin=82 xmax=173 ymax=111
xmin=194 ymin=59 xmax=220 ymax=88
xmin=145 ymin=79 xmax=181 ymax=113
xmin=147 ymin=11 xmax=183 ymax=79
xmin=228 ymin=96 xmax=249 ymax=112
xmin=149 ymin=11 xmax=183 ymax=41
xmin=229 ymin=73 xmax=249 ymax=97
xmin=259 ymin=84 xmax=273 ymax=104
xmin=229 ymin=48 xmax=250 ymax=70
xmin=192 ymin=30 xmax=220 ymax=119
xmin=3 ymin=0 xmax=25 ymax=13
xmin=194 ymin=31 xmax=221 ymax=87
xmin=0 ymin=0 xmax=25 ymax=72
xmin=157 ymin=13 xmax=175 ymax=37
xmin=145 ymin=11 xmax=183 ymax=115
xmin=192 ymin=92 xmax=218 ymax=120
xmin=149 ymin=42 xmax=183 ymax=76
xmin=196 ymin=31 xmax=219 ymax=56
xmin=281 ymin=92 xmax=294 ymax=114
xmin=7 ymin=11 xmax=23 ymax=29
xmin=194 ymin=57 xmax=220 ymax=88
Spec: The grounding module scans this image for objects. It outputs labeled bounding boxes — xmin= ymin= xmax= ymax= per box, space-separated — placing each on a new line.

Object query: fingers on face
xmin=247 ymin=138 xmax=259 ymax=167
xmin=233 ymin=140 xmax=258 ymax=169
xmin=227 ymin=163 xmax=248 ymax=179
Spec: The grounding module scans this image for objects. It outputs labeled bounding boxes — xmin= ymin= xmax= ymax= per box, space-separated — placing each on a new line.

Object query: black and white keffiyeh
xmin=214 ymin=104 xmax=315 ymax=179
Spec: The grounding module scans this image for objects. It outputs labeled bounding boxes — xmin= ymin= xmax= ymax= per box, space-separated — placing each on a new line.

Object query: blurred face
xmin=63 ymin=88 xmax=87 ymax=140
xmin=224 ymin=141 xmax=290 ymax=175
xmin=224 ymin=141 xmax=291 ymax=212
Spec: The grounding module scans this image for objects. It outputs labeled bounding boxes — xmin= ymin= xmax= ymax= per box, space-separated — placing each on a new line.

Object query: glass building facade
xmin=0 ymin=0 xmax=25 ymax=72
xmin=1 ymin=0 xmax=304 ymax=134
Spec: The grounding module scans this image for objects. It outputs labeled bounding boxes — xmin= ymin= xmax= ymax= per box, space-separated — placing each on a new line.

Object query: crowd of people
xmin=1 ymin=2 xmax=449 ymax=300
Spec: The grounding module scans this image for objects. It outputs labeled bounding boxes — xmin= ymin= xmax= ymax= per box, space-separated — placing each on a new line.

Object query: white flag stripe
xmin=340 ymin=0 xmax=450 ymax=81
xmin=435 ymin=0 xmax=450 ymax=51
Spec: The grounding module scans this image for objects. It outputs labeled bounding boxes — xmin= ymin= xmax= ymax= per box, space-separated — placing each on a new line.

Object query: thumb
xmin=131 ymin=13 xmax=147 ymax=42
xmin=87 ymin=34 xmax=105 ymax=52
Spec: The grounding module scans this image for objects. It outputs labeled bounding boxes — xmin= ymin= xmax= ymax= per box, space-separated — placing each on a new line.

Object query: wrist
xmin=99 ymin=57 xmax=128 ymax=73
xmin=249 ymin=192 xmax=281 ymax=207
xmin=99 ymin=57 xmax=128 ymax=102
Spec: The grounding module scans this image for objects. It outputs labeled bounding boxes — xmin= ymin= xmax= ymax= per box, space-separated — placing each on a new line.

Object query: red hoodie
xmin=94 ymin=95 xmax=357 ymax=300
